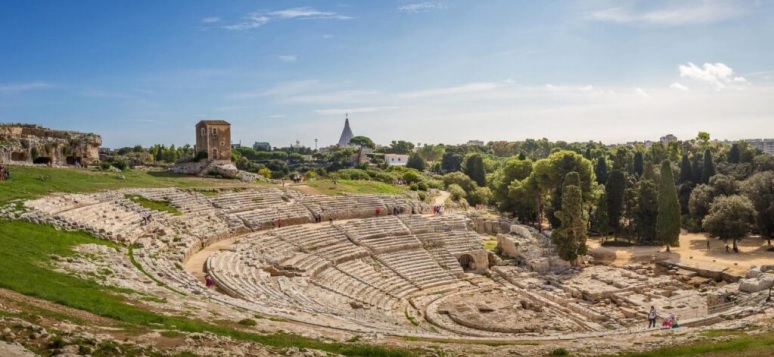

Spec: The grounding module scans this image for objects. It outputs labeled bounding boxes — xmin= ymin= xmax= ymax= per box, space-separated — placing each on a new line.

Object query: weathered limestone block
xmin=739 ymin=274 xmax=774 ymax=293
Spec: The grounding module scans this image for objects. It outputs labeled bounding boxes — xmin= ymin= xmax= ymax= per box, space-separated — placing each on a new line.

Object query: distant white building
xmin=384 ymin=154 xmax=409 ymax=166
xmin=745 ymin=139 xmax=774 ymax=155
xmin=466 ymin=140 xmax=485 ymax=146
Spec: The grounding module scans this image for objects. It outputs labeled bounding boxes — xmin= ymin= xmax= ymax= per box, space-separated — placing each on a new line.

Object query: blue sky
xmin=1 ymin=0 xmax=773 ymax=148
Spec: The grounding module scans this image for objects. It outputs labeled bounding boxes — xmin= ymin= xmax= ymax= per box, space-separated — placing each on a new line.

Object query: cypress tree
xmin=701 ymin=149 xmax=715 ymax=184
xmin=464 ymin=153 xmax=486 ymax=187
xmin=679 ymin=154 xmax=692 ymax=184
xmin=592 ymin=192 xmax=610 ymax=237
xmin=728 ymin=143 xmax=740 ymax=164
xmin=633 ymin=152 xmax=644 ymax=178
xmin=606 ymin=170 xmax=626 ymax=236
xmin=635 ymin=179 xmax=659 ymax=244
xmin=656 ymin=160 xmax=681 ymax=251
xmin=552 ymin=172 xmax=588 ymax=263
xmin=692 ymin=153 xmax=703 ymax=184
xmin=594 ymin=157 xmax=608 ymax=185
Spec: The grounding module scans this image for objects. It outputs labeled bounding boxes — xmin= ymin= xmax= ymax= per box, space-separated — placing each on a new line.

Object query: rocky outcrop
xmin=0 ymin=124 xmax=101 ymax=165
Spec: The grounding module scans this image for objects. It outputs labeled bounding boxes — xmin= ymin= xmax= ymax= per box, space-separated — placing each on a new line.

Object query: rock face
xmin=739 ymin=273 xmax=774 ymax=293
xmin=0 ymin=124 xmax=101 ymax=165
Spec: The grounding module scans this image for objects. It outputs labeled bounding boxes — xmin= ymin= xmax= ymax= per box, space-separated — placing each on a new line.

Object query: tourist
xmin=205 ymin=275 xmax=213 ymax=289
xmin=671 ymin=315 xmax=679 ymax=329
xmin=707 ymin=240 xmax=710 ymax=250
xmin=648 ymin=306 xmax=657 ymax=328
xmin=329 ymin=216 xmax=334 ymax=225
xmin=375 ymin=206 xmax=381 ymax=216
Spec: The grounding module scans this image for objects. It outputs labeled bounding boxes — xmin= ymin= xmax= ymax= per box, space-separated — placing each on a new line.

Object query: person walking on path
xmin=648 ymin=306 xmax=657 ymax=328
xmin=205 ymin=275 xmax=214 ymax=289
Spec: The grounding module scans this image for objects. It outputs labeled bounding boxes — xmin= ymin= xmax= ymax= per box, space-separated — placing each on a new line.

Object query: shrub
xmin=409 ymin=183 xmax=419 ymax=191
xmin=192 ymin=151 xmax=208 ymax=162
xmin=257 ymin=168 xmax=271 ymax=179
xmin=100 ymin=162 xmax=111 ymax=170
xmin=238 ymin=318 xmax=257 ymax=326
xmin=551 ymin=347 xmax=570 ymax=356
xmin=417 ymin=182 xmax=428 ymax=191
xmin=338 ymin=169 xmax=370 ymax=181
xmin=448 ymin=184 xmax=467 ymax=201
xmin=112 ymin=159 xmax=128 ymax=171
xmin=418 ymin=192 xmax=427 ymax=201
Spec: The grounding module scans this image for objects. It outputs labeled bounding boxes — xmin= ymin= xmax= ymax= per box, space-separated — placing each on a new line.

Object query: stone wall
xmin=0 ymin=124 xmax=101 ymax=165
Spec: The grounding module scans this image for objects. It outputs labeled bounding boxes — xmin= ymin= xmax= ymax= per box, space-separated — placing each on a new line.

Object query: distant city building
xmin=253 ymin=142 xmax=271 ymax=151
xmin=384 ymin=154 xmax=409 ymax=166
xmin=660 ymin=134 xmax=677 ymax=146
xmin=231 ymin=142 xmax=241 ymax=149
xmin=466 ymin=140 xmax=485 ymax=146
xmin=338 ymin=114 xmax=354 ymax=147
xmin=195 ymin=119 xmax=231 ymax=162
xmin=745 ymin=138 xmax=774 ymax=155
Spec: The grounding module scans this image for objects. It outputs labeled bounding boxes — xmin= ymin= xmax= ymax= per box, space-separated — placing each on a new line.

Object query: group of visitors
xmin=0 ymin=165 xmax=9 ymax=181
xmin=648 ymin=306 xmax=679 ymax=329
xmin=432 ymin=205 xmax=445 ymax=215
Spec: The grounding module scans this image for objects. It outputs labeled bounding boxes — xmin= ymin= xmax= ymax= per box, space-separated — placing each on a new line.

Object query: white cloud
xmin=201 ymin=17 xmax=220 ymax=23
xmin=634 ymin=88 xmax=649 ymax=98
xmin=397 ymin=82 xmax=503 ymax=98
xmin=315 ymin=106 xmax=399 ymax=116
xmin=546 ymin=84 xmax=594 ymax=93
xmin=223 ymin=7 xmax=350 ymax=31
xmin=679 ymin=62 xmax=750 ymax=90
xmin=399 ymin=2 xmax=444 ymax=13
xmin=223 ymin=14 xmax=269 ymax=30
xmin=670 ymin=82 xmax=689 ymax=91
xmin=277 ymin=55 xmax=298 ymax=63
xmin=589 ymin=1 xmax=749 ymax=26
xmin=0 ymin=81 xmax=51 ymax=94
xmin=269 ymin=7 xmax=352 ymax=20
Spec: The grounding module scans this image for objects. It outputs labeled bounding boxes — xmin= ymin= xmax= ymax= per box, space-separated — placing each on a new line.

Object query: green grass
xmin=0 ymin=166 xmax=252 ymax=204
xmin=0 ymin=220 xmax=415 ymax=357
xmin=124 ymin=194 xmax=181 ymax=215
xmin=301 ymin=179 xmax=408 ymax=196
xmin=597 ymin=331 xmax=774 ymax=357
xmin=483 ymin=240 xmax=498 ymax=251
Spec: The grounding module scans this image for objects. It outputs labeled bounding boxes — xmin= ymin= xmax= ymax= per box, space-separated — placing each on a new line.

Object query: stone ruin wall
xmin=0 ymin=124 xmax=101 ymax=165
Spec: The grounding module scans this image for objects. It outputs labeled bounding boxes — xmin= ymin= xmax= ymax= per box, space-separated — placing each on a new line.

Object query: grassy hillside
xmin=0 ymin=165 xmax=258 ymax=204
xmin=296 ymin=179 xmax=409 ymax=196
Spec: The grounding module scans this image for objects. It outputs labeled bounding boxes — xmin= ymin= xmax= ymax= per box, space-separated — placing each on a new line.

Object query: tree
xmin=635 ymin=179 xmax=659 ymax=244
xmin=605 ymin=170 xmax=626 ymax=236
xmin=656 ymin=160 xmax=681 ymax=251
xmin=532 ymin=151 xmax=595 ymax=229
xmin=551 ymin=172 xmax=588 ymax=263
xmin=701 ymin=149 xmax=715 ymax=184
xmin=702 ymin=195 xmax=756 ymax=251
xmin=406 ymin=153 xmax=426 ymax=171
xmin=633 ymin=152 xmax=644 ymax=177
xmin=416 ymin=144 xmax=445 ymax=163
xmin=741 ymin=172 xmax=774 ymax=245
xmin=441 ymin=152 xmax=463 ymax=173
xmin=691 ymin=153 xmax=703 ymax=185
xmin=463 ymin=153 xmax=487 ymax=187
xmin=349 ymin=136 xmax=375 ymax=165
xmin=592 ymin=191 xmax=610 ymax=237
xmin=679 ymin=154 xmax=693 ymax=184
xmin=696 ymin=131 xmax=711 ymax=151
xmin=728 ymin=143 xmax=741 ymax=164
xmin=387 ymin=140 xmax=415 ymax=154
xmin=594 ymin=157 xmax=608 ymax=185
xmin=490 ymin=157 xmax=532 ymax=212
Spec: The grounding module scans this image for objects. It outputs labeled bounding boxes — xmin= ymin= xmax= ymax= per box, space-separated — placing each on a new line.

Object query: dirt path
xmin=588 ymin=230 xmax=774 ymax=275
xmin=184 ymin=237 xmax=239 ymax=282
xmin=433 ymin=190 xmax=450 ymax=206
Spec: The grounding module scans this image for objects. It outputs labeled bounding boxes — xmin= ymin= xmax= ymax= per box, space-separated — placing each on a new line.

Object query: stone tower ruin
xmin=195 ymin=120 xmax=231 ymax=162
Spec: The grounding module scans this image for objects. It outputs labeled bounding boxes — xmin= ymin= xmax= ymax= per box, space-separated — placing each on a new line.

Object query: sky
xmin=1 ymin=0 xmax=773 ymax=149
